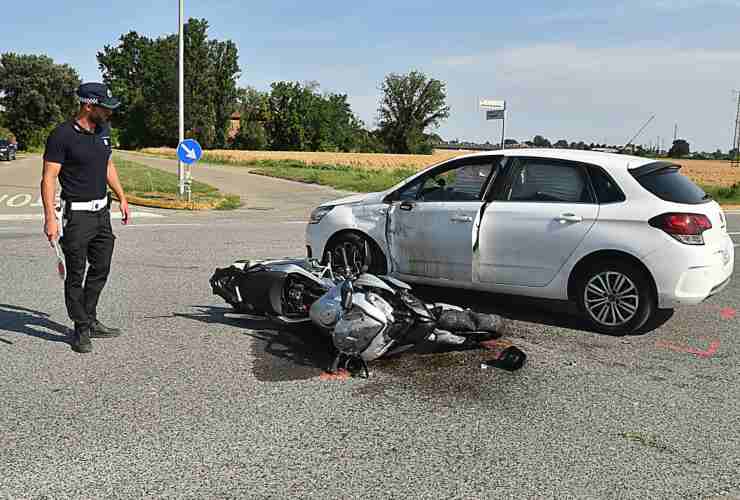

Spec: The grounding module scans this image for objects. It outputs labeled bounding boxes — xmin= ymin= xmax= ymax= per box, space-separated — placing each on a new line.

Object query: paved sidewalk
xmin=114 ymin=151 xmax=351 ymax=219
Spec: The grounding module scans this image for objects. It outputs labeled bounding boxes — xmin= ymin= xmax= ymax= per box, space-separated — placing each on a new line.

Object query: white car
xmin=305 ymin=149 xmax=734 ymax=334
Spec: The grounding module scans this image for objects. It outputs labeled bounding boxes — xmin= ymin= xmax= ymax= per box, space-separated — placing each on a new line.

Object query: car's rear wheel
xmin=575 ymin=259 xmax=655 ymax=335
xmin=323 ymin=232 xmax=384 ymax=277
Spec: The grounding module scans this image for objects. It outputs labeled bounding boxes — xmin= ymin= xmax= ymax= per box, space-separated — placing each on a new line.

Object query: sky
xmin=2 ymin=0 xmax=740 ymax=151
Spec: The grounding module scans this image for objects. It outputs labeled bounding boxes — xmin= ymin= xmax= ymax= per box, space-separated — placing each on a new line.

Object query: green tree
xmin=97 ymin=18 xmax=240 ymax=149
xmin=233 ymin=86 xmax=269 ymax=150
xmin=266 ymin=81 xmax=312 ymax=150
xmin=668 ymin=139 xmax=690 ymax=158
xmin=532 ymin=135 xmax=551 ymax=148
xmin=377 ymin=70 xmax=450 ymax=154
xmin=0 ymin=126 xmax=14 ymax=141
xmin=0 ymin=53 xmax=80 ymax=148
xmin=264 ymin=81 xmax=364 ymax=152
xmin=554 ymin=139 xmax=569 ymax=148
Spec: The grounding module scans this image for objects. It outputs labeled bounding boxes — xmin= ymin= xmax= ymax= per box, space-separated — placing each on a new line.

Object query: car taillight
xmin=648 ymin=213 xmax=712 ymax=245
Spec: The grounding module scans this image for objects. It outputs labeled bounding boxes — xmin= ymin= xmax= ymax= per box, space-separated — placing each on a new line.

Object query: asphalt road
xmin=1 ymin=154 xmax=739 ymax=499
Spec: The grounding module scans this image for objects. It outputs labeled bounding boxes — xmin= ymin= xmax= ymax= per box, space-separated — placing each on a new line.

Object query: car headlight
xmin=309 ymin=205 xmax=334 ymax=224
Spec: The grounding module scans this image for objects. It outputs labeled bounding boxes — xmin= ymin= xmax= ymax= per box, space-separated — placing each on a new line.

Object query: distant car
xmin=0 ymin=140 xmax=17 ymax=161
xmin=305 ymin=149 xmax=734 ymax=335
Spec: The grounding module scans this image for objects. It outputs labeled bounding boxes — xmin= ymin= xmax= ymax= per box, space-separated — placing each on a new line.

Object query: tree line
xmin=0 ymin=18 xmax=449 ymax=155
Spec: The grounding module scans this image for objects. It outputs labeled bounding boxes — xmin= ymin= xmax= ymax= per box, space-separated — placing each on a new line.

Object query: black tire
xmin=323 ymin=232 xmax=385 ymax=276
xmin=575 ymin=259 xmax=655 ymax=335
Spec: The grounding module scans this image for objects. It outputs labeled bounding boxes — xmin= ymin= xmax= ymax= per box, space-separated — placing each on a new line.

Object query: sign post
xmin=480 ymin=99 xmax=507 ymax=149
xmin=177 ymin=139 xmax=202 ymax=202
xmin=178 ymin=0 xmax=185 ymax=197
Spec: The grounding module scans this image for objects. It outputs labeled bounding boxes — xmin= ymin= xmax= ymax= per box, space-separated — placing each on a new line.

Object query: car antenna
xmin=622 ymin=114 xmax=655 ymax=153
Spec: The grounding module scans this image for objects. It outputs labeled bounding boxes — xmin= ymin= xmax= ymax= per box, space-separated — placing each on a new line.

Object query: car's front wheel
xmin=575 ymin=259 xmax=655 ymax=335
xmin=323 ymin=232 xmax=385 ymax=277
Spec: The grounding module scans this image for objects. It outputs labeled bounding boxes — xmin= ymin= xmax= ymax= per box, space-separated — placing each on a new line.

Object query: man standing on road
xmin=40 ymin=82 xmax=131 ymax=353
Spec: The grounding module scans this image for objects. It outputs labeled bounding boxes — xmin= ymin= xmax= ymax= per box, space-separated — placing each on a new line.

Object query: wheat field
xmin=140 ymin=148 xmax=740 ymax=186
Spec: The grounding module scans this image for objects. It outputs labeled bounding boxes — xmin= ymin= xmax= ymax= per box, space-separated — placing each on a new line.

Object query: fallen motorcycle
xmin=210 ymin=257 xmax=513 ymax=377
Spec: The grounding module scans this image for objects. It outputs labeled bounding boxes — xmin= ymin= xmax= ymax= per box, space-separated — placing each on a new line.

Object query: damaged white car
xmin=306 ymin=149 xmax=734 ymax=335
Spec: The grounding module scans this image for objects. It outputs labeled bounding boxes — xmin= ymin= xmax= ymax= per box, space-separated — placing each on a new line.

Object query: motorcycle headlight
xmin=309 ymin=205 xmax=334 ymax=224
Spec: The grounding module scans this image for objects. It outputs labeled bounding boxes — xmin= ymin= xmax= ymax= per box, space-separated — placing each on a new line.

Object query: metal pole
xmin=732 ymin=90 xmax=740 ymax=168
xmin=178 ymin=0 xmax=185 ymax=196
xmin=500 ymin=103 xmax=506 ymax=150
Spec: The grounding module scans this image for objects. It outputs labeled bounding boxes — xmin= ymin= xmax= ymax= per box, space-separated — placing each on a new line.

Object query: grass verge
xmin=113 ymin=155 xmax=241 ymax=210
xmin=138 ymin=149 xmax=417 ymax=193
xmin=247 ymin=160 xmax=416 ymax=193
xmin=701 ymin=183 xmax=740 ymax=205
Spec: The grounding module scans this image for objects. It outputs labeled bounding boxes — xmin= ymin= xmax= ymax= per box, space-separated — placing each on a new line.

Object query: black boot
xmin=90 ymin=320 xmax=122 ymax=338
xmin=71 ymin=325 xmax=93 ymax=353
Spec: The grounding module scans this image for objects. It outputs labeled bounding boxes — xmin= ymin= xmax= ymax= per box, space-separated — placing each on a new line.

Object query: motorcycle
xmin=210 ymin=256 xmax=511 ymax=377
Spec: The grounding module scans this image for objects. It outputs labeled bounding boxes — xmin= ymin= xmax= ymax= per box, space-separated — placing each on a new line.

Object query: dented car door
xmin=387 ymin=156 xmax=500 ymax=283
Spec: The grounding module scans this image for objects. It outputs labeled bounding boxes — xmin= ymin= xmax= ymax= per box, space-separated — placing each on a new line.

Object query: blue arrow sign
xmin=177 ymin=139 xmax=203 ymax=165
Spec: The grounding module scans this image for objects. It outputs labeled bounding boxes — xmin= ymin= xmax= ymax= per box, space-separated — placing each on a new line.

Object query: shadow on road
xmin=0 ymin=304 xmax=70 ymax=344
xmin=176 ymin=305 xmax=334 ymax=382
xmin=409 ymin=286 xmax=673 ymax=336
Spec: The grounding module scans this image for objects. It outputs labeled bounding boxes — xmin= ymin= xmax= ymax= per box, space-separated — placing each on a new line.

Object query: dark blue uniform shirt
xmin=43 ymin=120 xmax=113 ymax=202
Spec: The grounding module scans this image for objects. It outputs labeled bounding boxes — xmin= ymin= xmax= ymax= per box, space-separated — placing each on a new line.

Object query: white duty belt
xmin=66 ymin=196 xmax=108 ymax=211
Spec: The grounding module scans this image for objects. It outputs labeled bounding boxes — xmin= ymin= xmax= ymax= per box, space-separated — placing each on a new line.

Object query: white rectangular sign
xmin=486 ymin=109 xmax=505 ymax=120
xmin=479 ymin=99 xmax=505 ymax=109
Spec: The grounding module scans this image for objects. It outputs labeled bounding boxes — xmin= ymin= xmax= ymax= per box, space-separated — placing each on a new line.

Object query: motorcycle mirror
xmin=340 ymin=280 xmax=353 ymax=309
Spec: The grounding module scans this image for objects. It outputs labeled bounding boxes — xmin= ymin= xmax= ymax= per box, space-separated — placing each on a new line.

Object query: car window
xmin=506 ymin=159 xmax=594 ymax=203
xmin=588 ymin=166 xmax=625 ymax=203
xmin=629 ymin=162 xmax=709 ymax=204
xmin=394 ymin=158 xmax=499 ymax=202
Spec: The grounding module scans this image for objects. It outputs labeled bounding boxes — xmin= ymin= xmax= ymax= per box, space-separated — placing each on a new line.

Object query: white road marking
xmin=6 ymin=194 xmax=31 ymax=207
xmin=728 ymin=232 xmax=740 ymax=235
xmin=120 ymin=223 xmax=203 ymax=228
xmin=282 ymin=221 xmax=306 ymax=224
xmin=0 ymin=211 xmax=164 ymax=221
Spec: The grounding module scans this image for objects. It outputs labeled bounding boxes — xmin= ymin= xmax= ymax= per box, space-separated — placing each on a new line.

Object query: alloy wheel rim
xmin=584 ymin=271 xmax=639 ymax=327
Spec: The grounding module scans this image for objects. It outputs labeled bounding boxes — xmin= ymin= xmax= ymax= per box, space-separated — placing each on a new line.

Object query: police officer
xmin=40 ymin=82 xmax=131 ymax=353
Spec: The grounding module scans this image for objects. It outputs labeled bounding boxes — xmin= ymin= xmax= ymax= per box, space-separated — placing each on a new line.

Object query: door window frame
xmin=488 ymin=156 xmax=598 ymax=204
xmin=384 ymin=155 xmax=505 ymax=203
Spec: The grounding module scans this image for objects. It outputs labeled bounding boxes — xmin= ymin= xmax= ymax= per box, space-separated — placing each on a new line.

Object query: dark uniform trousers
xmin=59 ymin=204 xmax=115 ymax=329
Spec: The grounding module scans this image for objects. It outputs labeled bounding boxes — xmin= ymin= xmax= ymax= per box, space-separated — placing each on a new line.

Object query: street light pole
xmin=178 ymin=0 xmax=185 ymax=196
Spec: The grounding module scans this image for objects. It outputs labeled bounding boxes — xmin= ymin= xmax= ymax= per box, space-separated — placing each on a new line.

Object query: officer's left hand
xmin=120 ymin=198 xmax=131 ymax=225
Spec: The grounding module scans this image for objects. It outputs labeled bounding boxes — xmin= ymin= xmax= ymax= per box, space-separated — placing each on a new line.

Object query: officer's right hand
xmin=44 ymin=218 xmax=59 ymax=246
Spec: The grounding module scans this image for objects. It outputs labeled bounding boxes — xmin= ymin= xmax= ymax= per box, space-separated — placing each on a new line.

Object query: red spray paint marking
xmin=480 ymin=339 xmax=513 ymax=351
xmin=719 ymin=307 xmax=736 ymax=320
xmin=654 ymin=339 xmax=721 ymax=358
xmin=698 ymin=303 xmax=736 ymax=320
xmin=319 ymin=369 xmax=351 ymax=381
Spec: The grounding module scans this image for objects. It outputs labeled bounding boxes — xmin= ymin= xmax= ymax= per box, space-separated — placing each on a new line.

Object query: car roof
xmin=449 ymin=148 xmax=657 ymax=171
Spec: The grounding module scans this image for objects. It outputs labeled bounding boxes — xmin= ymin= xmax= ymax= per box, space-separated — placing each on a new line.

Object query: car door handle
xmin=556 ymin=213 xmax=583 ymax=223
xmin=400 ymin=201 xmax=414 ymax=211
xmin=451 ymin=215 xmax=473 ymax=223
